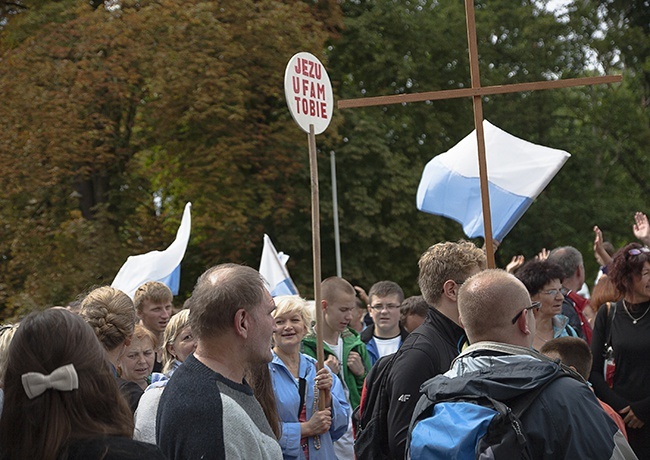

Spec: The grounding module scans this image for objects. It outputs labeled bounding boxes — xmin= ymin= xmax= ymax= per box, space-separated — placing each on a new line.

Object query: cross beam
xmin=337 ymin=0 xmax=622 ymax=268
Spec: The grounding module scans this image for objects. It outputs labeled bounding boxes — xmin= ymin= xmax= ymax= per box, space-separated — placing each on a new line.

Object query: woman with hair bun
xmin=79 ymin=286 xmax=143 ymax=412
xmin=0 ymin=308 xmax=165 ymax=459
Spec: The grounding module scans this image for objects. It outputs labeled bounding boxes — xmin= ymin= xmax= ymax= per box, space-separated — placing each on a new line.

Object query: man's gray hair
xmin=548 ymin=246 xmax=583 ymax=281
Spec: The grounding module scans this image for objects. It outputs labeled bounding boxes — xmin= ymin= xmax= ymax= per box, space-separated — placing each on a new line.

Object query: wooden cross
xmin=337 ymin=0 xmax=622 ymax=268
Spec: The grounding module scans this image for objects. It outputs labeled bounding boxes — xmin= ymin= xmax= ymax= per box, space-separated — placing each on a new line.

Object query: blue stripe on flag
xmin=417 ymin=162 xmax=532 ymax=241
xmin=158 ymin=265 xmax=181 ymax=296
xmin=271 ymin=279 xmax=298 ymax=297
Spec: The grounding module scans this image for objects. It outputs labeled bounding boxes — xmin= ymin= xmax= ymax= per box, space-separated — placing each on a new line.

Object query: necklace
xmin=535 ymin=333 xmax=549 ymax=343
xmin=622 ymin=299 xmax=650 ymax=324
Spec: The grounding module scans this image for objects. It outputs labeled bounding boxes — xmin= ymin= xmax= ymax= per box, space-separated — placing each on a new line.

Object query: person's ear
xmin=321 ymin=299 xmax=328 ymax=312
xmin=166 ymin=342 xmax=175 ymax=359
xmin=442 ymin=279 xmax=461 ymax=302
xmin=234 ymin=308 xmax=249 ymax=338
xmin=516 ymin=309 xmax=533 ymax=335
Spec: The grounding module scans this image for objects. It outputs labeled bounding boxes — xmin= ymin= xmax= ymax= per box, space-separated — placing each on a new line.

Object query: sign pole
xmin=308 ymin=125 xmax=326 ymax=410
xmin=284 ymin=52 xmax=334 ymax=411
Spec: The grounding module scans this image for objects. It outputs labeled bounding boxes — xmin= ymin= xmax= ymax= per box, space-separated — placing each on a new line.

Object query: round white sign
xmin=284 ymin=52 xmax=334 ymax=135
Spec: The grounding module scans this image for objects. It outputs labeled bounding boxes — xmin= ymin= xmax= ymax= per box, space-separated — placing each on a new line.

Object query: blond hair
xmin=162 ymin=309 xmax=191 ymax=374
xmin=80 ymin=286 xmax=136 ymax=351
xmin=418 ymin=240 xmax=486 ymax=306
xmin=273 ymin=295 xmax=314 ymax=332
xmin=0 ymin=324 xmax=18 ymax=385
xmin=134 ymin=281 xmax=173 ymax=313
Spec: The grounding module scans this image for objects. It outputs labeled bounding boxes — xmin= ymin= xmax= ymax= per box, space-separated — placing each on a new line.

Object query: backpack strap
xmin=298 ymin=377 xmax=307 ymax=419
xmin=604 ymin=301 xmax=616 ymax=350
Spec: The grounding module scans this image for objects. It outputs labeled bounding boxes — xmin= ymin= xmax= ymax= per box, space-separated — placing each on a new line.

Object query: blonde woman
xmin=0 ymin=324 xmax=18 ymax=415
xmin=161 ymin=309 xmax=196 ymax=376
xmin=269 ymin=295 xmax=349 ymax=460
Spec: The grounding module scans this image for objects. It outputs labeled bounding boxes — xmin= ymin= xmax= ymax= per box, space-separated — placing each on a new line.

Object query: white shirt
xmin=375 ymin=335 xmax=402 ymax=358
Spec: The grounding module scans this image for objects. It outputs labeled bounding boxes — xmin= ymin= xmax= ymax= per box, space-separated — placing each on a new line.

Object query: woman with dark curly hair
xmin=591 ymin=242 xmax=650 ymax=457
xmin=0 ymin=309 xmax=164 ymax=459
xmin=515 ymin=259 xmax=578 ymax=351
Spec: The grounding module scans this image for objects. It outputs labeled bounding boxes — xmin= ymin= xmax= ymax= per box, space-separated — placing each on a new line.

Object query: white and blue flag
xmin=416 ymin=120 xmax=570 ymax=242
xmin=111 ymin=202 xmax=192 ymax=299
xmin=260 ymin=234 xmax=298 ymax=297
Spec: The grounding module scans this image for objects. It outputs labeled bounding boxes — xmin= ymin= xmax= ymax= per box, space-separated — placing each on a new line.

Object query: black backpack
xmin=407 ymin=363 xmax=570 ymax=460
xmin=353 ymin=352 xmax=398 ymax=460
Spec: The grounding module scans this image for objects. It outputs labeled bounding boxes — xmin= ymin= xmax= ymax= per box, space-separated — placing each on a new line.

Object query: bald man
xmin=409 ymin=270 xmax=636 ymax=460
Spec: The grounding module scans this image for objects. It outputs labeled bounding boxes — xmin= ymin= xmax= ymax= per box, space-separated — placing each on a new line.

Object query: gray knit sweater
xmin=156 ymin=354 xmax=282 ymax=459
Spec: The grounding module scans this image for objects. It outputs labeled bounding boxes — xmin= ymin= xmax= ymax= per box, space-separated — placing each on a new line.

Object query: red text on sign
xmin=294 ymin=58 xmax=322 ymax=79
xmin=293 ymin=97 xmax=328 ymax=119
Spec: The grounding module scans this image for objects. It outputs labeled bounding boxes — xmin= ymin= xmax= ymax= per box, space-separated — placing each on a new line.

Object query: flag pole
xmin=308 ymin=124 xmax=326 ymax=410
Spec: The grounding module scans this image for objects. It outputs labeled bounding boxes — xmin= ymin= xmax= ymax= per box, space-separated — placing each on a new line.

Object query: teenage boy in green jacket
xmin=302 ymin=276 xmax=371 ymax=459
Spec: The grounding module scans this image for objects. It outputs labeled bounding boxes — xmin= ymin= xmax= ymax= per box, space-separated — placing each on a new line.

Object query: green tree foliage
xmin=321 ymin=0 xmax=645 ymax=290
xmin=0 ymin=0 xmax=646 ymax=316
xmin=0 ymin=0 xmax=334 ymax=317
xmin=499 ymin=0 xmax=649 ymax=277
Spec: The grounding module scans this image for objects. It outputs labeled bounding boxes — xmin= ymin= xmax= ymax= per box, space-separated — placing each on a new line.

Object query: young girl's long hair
xmin=0 ymin=309 xmax=135 ymax=460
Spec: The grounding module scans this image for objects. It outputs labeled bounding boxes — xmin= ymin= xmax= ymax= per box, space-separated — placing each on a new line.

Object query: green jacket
xmin=302 ymin=327 xmax=371 ymax=409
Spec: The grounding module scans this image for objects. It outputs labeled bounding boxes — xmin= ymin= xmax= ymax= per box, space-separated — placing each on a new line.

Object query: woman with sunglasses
xmin=591 ymin=242 xmax=650 ymax=457
xmin=515 ymin=260 xmax=578 ymax=351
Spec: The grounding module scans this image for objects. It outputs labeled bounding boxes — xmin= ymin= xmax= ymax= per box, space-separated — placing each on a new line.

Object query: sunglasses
xmin=511 ymin=301 xmax=542 ymax=324
xmin=628 ymin=247 xmax=650 ymax=256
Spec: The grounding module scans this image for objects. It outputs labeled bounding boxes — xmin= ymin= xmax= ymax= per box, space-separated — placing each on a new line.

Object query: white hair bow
xmin=21 ymin=364 xmax=79 ymax=399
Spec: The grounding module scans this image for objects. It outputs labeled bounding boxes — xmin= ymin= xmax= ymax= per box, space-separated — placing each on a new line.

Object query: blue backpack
xmin=407 ymin=366 xmax=569 ymax=460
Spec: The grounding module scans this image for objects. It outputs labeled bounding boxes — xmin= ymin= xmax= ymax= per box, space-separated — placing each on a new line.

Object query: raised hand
xmin=593 ymin=226 xmax=612 ymax=266
xmin=506 ymin=255 xmax=525 ymax=273
xmin=633 ymin=212 xmax=650 ymax=246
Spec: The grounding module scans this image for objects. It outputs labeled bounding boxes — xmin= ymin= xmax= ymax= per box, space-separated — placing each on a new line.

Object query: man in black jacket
xmin=385 ymin=240 xmax=486 ymax=459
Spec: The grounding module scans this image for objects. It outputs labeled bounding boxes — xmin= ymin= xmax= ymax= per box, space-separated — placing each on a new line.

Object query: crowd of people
xmin=0 ymin=212 xmax=649 ymax=459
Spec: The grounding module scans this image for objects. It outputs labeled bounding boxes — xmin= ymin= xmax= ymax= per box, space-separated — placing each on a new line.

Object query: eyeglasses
xmin=369 ymin=304 xmax=401 ymax=312
xmin=628 ymin=247 xmax=650 ymax=256
xmin=541 ymin=288 xmax=563 ymax=297
xmin=511 ymin=301 xmax=542 ymax=324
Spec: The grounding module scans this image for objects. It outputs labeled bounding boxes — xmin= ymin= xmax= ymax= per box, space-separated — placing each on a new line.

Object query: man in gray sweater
xmin=156 ymin=264 xmax=282 ymax=459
